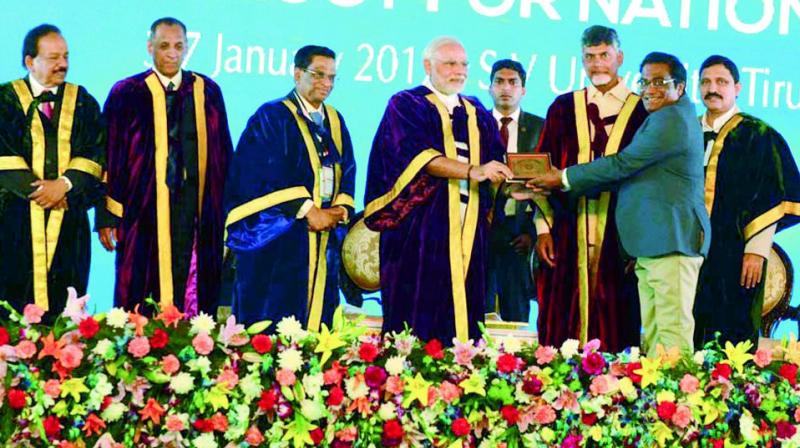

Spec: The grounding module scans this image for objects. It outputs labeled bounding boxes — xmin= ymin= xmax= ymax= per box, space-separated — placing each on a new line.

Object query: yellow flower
xmin=403 ymin=373 xmax=433 ymax=407
xmin=656 ymin=345 xmax=681 ymax=368
xmin=589 ymin=426 xmax=603 ymax=442
xmin=656 ymin=391 xmax=675 ymax=403
xmin=60 ymin=377 xmax=89 ymax=401
xmin=722 ymin=340 xmax=754 ymax=373
xmin=634 ymin=357 xmax=662 ymax=389
xmin=459 ymin=372 xmax=486 ymax=397
xmin=314 ymin=324 xmax=346 ymax=368
xmin=618 ymin=377 xmax=638 ymax=401
xmin=651 ymin=421 xmax=673 ymax=446
xmin=780 ymin=335 xmax=800 ymax=366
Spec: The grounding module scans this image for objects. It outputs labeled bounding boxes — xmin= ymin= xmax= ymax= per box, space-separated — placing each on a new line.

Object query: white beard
xmin=591 ymin=74 xmax=613 ymax=87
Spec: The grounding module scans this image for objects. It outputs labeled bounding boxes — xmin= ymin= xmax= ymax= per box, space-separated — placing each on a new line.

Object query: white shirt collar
xmin=153 ymin=67 xmax=182 ymax=90
xmin=701 ymin=105 xmax=740 ymax=133
xmin=294 ymin=90 xmax=325 ymax=119
xmin=29 ymin=75 xmax=58 ymax=97
xmin=492 ymin=107 xmax=521 ymax=123
xmin=423 ymin=77 xmax=460 ymax=113
xmin=587 ymin=78 xmax=630 ymax=103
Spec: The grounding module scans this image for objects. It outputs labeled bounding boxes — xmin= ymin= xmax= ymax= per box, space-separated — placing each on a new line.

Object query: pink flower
xmin=535 ymin=346 xmax=557 ymax=365
xmin=23 ymin=304 xmax=44 ymax=324
xmin=245 ymin=425 xmax=265 ymax=446
xmin=44 ymin=379 xmax=61 ymax=398
xmin=453 ymin=339 xmax=478 ymax=367
xmin=335 ymin=426 xmax=358 ymax=442
xmin=216 ymin=369 xmax=239 ymax=389
xmin=753 ymin=348 xmax=773 ymax=368
xmin=62 ymin=287 xmax=90 ymax=324
xmin=553 ymin=390 xmax=580 ymax=413
xmin=192 ymin=332 xmax=214 ymax=356
xmin=583 ymin=339 xmax=601 ymax=353
xmin=59 ymin=344 xmax=83 ymax=369
xmin=795 ymin=407 xmax=800 ymax=423
xmin=589 ymin=375 xmax=614 ymax=396
xmin=14 ymin=340 xmax=37 ymax=359
xmin=581 ymin=352 xmax=606 ymax=375
xmin=276 ymin=368 xmax=296 ymax=386
xmin=127 ymin=336 xmax=151 ymax=358
xmin=439 ymin=381 xmax=462 ymax=403
xmin=679 ymin=374 xmax=700 ymax=394
xmin=386 ymin=376 xmax=404 ymax=395
xmin=161 ymin=355 xmax=181 ymax=375
xmin=165 ymin=414 xmax=184 ymax=432
xmin=533 ymin=405 xmax=557 ymax=424
xmin=671 ymin=405 xmax=692 ymax=428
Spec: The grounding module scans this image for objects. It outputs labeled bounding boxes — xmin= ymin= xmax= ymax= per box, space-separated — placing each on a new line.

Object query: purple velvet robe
xmin=102 ymin=70 xmax=232 ymax=313
xmin=364 ymin=85 xmax=504 ymax=343
xmin=535 ymin=91 xmax=648 ymax=353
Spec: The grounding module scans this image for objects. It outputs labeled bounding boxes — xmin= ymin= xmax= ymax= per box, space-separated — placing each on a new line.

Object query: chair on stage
xmin=762 ymin=243 xmax=795 ymax=337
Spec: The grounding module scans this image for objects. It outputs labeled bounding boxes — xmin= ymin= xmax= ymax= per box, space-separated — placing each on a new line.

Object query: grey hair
xmin=423 ymin=36 xmax=463 ymax=61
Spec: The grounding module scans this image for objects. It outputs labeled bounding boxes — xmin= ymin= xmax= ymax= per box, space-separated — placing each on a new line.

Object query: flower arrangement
xmin=1 ymin=290 xmax=800 ymax=447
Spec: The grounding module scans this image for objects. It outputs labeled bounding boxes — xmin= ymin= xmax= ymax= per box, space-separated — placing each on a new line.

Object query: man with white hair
xmin=364 ymin=36 xmax=511 ymax=343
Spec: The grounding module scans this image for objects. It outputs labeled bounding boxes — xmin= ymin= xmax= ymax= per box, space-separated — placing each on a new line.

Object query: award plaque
xmin=506 ymin=153 xmax=552 ymax=183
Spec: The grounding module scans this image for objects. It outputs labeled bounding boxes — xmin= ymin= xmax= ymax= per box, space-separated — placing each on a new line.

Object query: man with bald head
xmin=0 ymin=24 xmax=105 ymax=319
xmin=364 ymin=36 xmax=511 ymax=343
xmin=97 ymin=17 xmax=233 ymax=316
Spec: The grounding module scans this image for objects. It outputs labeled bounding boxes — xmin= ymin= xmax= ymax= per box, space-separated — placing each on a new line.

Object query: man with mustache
xmin=485 ymin=59 xmax=544 ymax=323
xmin=224 ymin=45 xmax=355 ymax=329
xmin=96 ymin=17 xmax=233 ymax=316
xmin=364 ymin=36 xmax=512 ymax=343
xmin=527 ymin=52 xmax=710 ymax=357
xmin=694 ymin=55 xmax=800 ymax=347
xmin=530 ymin=26 xmax=648 ymax=353
xmin=0 ymin=24 xmax=105 ymax=320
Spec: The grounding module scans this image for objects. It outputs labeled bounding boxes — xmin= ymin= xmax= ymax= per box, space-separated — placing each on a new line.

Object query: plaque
xmin=506 ymin=153 xmax=552 ymax=183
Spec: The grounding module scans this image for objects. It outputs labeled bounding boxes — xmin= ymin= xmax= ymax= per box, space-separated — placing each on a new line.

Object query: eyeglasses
xmin=637 ymin=77 xmax=676 ymax=90
xmin=303 ymin=68 xmax=337 ymax=82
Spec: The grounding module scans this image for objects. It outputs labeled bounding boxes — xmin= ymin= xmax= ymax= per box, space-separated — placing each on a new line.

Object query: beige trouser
xmin=635 ymin=254 xmax=704 ymax=358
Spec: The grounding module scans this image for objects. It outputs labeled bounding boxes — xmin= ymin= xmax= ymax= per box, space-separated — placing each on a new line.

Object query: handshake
xmin=306 ymin=205 xmax=348 ymax=232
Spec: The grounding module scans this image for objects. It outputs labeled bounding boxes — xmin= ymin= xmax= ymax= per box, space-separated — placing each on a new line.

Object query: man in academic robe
xmin=529 ymin=52 xmax=710 ymax=357
xmin=694 ymin=55 xmax=800 ymax=347
xmin=486 ymin=59 xmax=544 ymax=323
xmin=224 ymin=45 xmax=355 ymax=329
xmin=96 ymin=17 xmax=232 ymax=316
xmin=364 ymin=37 xmax=512 ymax=344
xmin=532 ymin=26 xmax=647 ymax=353
xmin=0 ymin=24 xmax=104 ymax=319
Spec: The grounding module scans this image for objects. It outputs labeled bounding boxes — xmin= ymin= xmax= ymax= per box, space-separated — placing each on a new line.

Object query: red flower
xmin=451 ymin=417 xmax=471 ymax=437
xmin=496 ymin=353 xmax=520 ymax=374
xmin=78 ymin=317 xmax=100 ymax=339
xmin=382 ymin=419 xmax=404 ymax=441
xmin=779 ymin=363 xmax=799 ymax=386
xmin=657 ymin=401 xmax=677 ymax=421
xmin=777 ymin=420 xmax=797 ymax=439
xmin=258 ymin=389 xmax=277 ymax=411
xmin=500 ymin=405 xmax=520 ymax=425
xmin=581 ymin=413 xmax=598 ymax=426
xmin=100 ymin=396 xmax=113 ymax=410
xmin=310 ymin=427 xmax=325 ymax=445
xmin=82 ymin=413 xmax=106 ymax=436
xmin=0 ymin=327 xmax=10 ymax=346
xmin=43 ymin=415 xmax=61 ymax=438
xmin=149 ymin=328 xmax=169 ymax=349
xmin=711 ymin=362 xmax=733 ymax=381
xmin=581 ymin=352 xmax=606 ymax=375
xmin=193 ymin=418 xmax=215 ymax=432
xmin=7 ymin=389 xmax=27 ymax=409
xmin=424 ymin=339 xmax=445 ymax=360
xmin=251 ymin=334 xmax=273 ymax=354
xmin=625 ymin=362 xmax=643 ymax=383
xmin=364 ymin=365 xmax=388 ymax=388
xmin=358 ymin=342 xmax=379 ymax=362
xmin=707 ymin=438 xmax=725 ymax=448
xmin=522 ymin=376 xmax=543 ymax=395
xmin=327 ymin=386 xmax=344 ymax=406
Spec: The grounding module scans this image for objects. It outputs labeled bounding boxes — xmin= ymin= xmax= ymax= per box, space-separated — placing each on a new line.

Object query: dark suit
xmin=486 ymin=110 xmax=544 ymax=322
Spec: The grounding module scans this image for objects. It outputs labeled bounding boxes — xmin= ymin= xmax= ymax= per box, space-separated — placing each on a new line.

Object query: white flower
xmin=92 ymin=339 xmax=115 ymax=359
xmin=378 ymin=402 xmax=396 ymax=420
xmin=345 ymin=375 xmax=369 ymax=400
xmin=300 ymin=399 xmax=325 ymax=421
xmin=101 ymin=402 xmax=127 ymax=422
xmin=628 ymin=347 xmax=640 ymax=363
xmin=87 ymin=374 xmax=113 ymax=410
xmin=302 ymin=373 xmax=324 ymax=397
xmin=239 ymin=373 xmax=263 ymax=402
xmin=693 ymin=350 xmax=706 ymax=365
xmin=106 ymin=308 xmax=128 ymax=328
xmin=188 ymin=356 xmax=212 ymax=375
xmin=384 ymin=355 xmax=406 ymax=376
xmin=278 ymin=348 xmax=304 ymax=372
xmin=740 ymin=411 xmax=757 ymax=443
xmin=190 ymin=312 xmax=216 ymax=335
xmin=276 ymin=316 xmax=307 ymax=341
xmin=560 ymin=339 xmax=580 ymax=358
xmin=501 ymin=337 xmax=522 ymax=355
xmin=193 ymin=433 xmax=218 ymax=448
xmin=170 ymin=372 xmax=195 ymax=394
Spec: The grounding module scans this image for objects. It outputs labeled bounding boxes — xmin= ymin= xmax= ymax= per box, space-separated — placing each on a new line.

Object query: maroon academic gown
xmin=100 ymin=70 xmax=232 ymax=314
xmin=535 ymin=90 xmax=647 ymax=353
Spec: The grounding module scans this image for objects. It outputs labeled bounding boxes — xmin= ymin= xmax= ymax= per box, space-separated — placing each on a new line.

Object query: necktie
xmin=310 ymin=110 xmax=324 ymax=128
xmin=499 ymin=116 xmax=512 ymax=148
xmin=167 ymin=81 xmax=176 ymax=92
xmin=40 ymin=101 xmax=53 ymax=120
xmin=586 ymin=103 xmax=608 ymax=160
xmin=703 ymin=131 xmax=718 ymax=146
xmin=37 ymin=91 xmax=57 ymax=121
